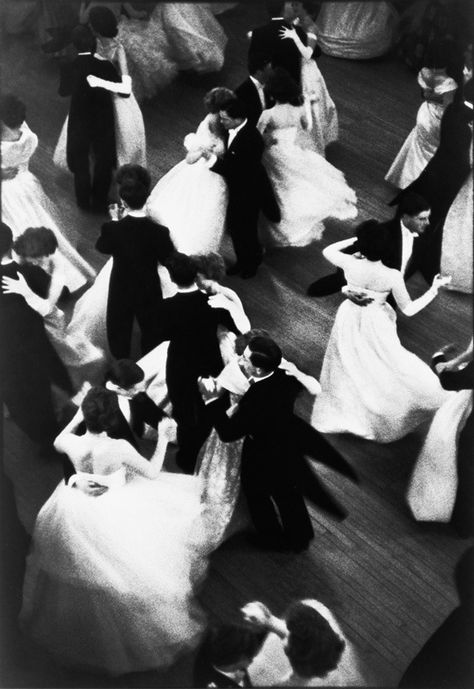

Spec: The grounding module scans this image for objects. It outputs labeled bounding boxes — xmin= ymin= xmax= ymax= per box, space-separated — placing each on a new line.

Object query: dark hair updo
xmin=352 ymin=220 xmax=390 ymax=263
xmin=191 ymin=252 xmax=226 ymax=283
xmin=0 ymin=94 xmax=26 ymax=129
xmin=13 ymin=227 xmax=58 ymax=259
xmin=266 ymin=67 xmax=302 ymax=106
xmin=106 ymin=359 xmax=145 ymax=390
xmin=81 ymin=387 xmax=120 ymax=434
xmin=88 ymin=5 xmax=119 ymax=38
xmin=0 ymin=222 xmax=13 ymax=258
xmin=247 ymin=335 xmax=282 ymax=373
xmin=285 ymin=602 xmax=345 ymax=679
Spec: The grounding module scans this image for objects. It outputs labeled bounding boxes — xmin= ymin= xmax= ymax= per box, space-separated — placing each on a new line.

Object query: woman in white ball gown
xmin=407 ymin=340 xmax=473 ymax=523
xmin=311 ymin=221 xmax=449 ymax=443
xmin=279 ymin=6 xmax=338 ymax=155
xmin=315 ymin=1 xmax=398 ymax=59
xmin=20 ymin=387 xmax=211 ymax=676
xmin=257 ymin=68 xmax=357 ymax=248
xmin=147 ymin=88 xmax=234 ymax=255
xmin=1 ymin=94 xmax=95 ymax=292
xmin=385 ymin=43 xmax=458 ymax=189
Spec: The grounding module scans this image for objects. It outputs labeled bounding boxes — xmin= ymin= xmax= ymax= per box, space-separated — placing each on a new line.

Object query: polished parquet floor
xmin=1 ymin=2 xmax=473 ymax=687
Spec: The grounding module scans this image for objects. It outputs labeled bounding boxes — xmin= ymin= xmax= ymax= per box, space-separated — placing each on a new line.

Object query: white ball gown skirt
xmin=300 ymin=58 xmax=339 ymax=155
xmin=1 ymin=170 xmax=95 ymax=292
xmin=20 ymin=468 xmax=210 ymax=675
xmin=311 ymin=293 xmax=447 ymax=442
xmin=54 ymin=91 xmax=147 ymax=171
xmin=441 ymin=170 xmax=473 ymax=294
xmin=161 ymin=2 xmax=227 ymax=73
xmin=406 ymin=389 xmax=473 ymax=522
xmin=147 ymin=158 xmax=228 ymax=255
xmin=260 ymin=129 xmax=357 ymax=247
xmin=315 ymin=1 xmax=398 ymax=59
xmin=385 ymin=101 xmax=443 ymax=189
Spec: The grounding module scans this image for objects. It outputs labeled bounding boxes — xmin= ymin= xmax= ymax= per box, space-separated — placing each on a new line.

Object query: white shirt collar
xmin=249 ymin=75 xmax=264 ymax=90
xmin=271 ymin=17 xmax=284 ymax=20
xmin=78 ymin=52 xmax=92 ymax=55
xmin=400 ymin=219 xmax=417 ymax=237
xmin=177 ymin=284 xmax=199 ymax=293
xmin=228 ymin=118 xmax=248 ymax=145
xmin=126 ymin=208 xmax=147 ymax=218
xmin=249 ymin=371 xmax=274 ymax=384
xmin=213 ymin=667 xmax=246 ymax=685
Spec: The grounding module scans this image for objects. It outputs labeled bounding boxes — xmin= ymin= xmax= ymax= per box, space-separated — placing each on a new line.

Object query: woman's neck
xmin=1 ymin=123 xmax=22 ymax=142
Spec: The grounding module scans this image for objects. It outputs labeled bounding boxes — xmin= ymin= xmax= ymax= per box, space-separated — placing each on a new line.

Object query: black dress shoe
xmin=226 ymin=263 xmax=242 ymax=276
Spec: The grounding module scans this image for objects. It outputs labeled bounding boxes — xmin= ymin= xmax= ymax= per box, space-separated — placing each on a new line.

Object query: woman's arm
xmin=279 ymin=359 xmax=321 ymax=395
xmin=119 ymin=417 xmax=175 ymax=477
xmin=87 ymin=73 xmax=132 ymax=95
xmin=391 ymin=272 xmax=451 ymax=316
xmin=2 ymin=272 xmax=53 ymax=316
xmin=241 ymin=602 xmax=289 ymax=640
xmin=208 ymin=290 xmax=251 ymax=334
xmin=279 ymin=26 xmax=314 ymax=60
xmin=54 ymin=407 xmax=85 ymax=455
xmin=322 ymin=237 xmax=358 ymax=268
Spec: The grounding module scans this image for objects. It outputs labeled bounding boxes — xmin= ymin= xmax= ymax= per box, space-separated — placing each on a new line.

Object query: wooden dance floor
xmin=1 ymin=3 xmax=472 ymax=687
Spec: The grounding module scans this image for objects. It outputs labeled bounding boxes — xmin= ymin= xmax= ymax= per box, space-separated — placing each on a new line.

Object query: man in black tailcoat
xmin=153 ymin=253 xmax=239 ymax=474
xmin=204 ymin=98 xmax=279 ymax=279
xmin=200 ymin=335 xmax=315 ymax=552
xmin=96 ymin=165 xmax=174 ymax=359
xmin=0 ymin=222 xmax=73 ymax=453
xmin=248 ymin=0 xmax=307 ymax=86
xmin=59 ymin=24 xmax=126 ymax=211
xmin=234 ymin=56 xmax=272 ymax=127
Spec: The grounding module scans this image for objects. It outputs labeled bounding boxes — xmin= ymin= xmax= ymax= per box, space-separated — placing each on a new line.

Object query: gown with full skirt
xmin=146 ymin=115 xmax=228 ymax=254
xmin=1 ymin=123 xmax=95 ymax=292
xmin=315 ymin=1 xmax=398 ymax=59
xmin=257 ymin=104 xmax=357 ymax=247
xmin=20 ymin=460 xmax=211 ymax=675
xmin=53 ymin=38 xmax=147 ymax=171
xmin=385 ymin=70 xmax=458 ymax=189
xmin=311 ymin=260 xmax=447 ymax=442
xmin=160 ymin=2 xmax=227 ymax=73
xmin=406 ymin=387 xmax=473 ymax=522
xmin=441 ymin=168 xmax=473 ymax=294
xmin=300 ymin=56 xmax=339 ymax=155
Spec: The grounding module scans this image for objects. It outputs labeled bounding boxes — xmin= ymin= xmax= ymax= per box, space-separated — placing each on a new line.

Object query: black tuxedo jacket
xmin=59 ymin=53 xmax=121 ymax=166
xmin=0 ymin=262 xmax=71 ymax=390
xmin=155 ymin=290 xmax=238 ymax=393
xmin=108 ymin=392 xmax=166 ymax=448
xmin=211 ymin=122 xmax=279 ymax=222
xmin=96 ymin=216 xmax=174 ymax=302
xmin=381 ymin=216 xmax=434 ymax=282
xmin=234 ymin=77 xmax=265 ymax=127
xmin=249 ymin=18 xmax=307 ymax=85
xmin=208 ymin=368 xmax=303 ymax=484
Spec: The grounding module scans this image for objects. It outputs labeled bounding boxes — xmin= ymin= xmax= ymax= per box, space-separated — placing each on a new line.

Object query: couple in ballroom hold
xmin=18 ymin=315 xmax=359 ymax=676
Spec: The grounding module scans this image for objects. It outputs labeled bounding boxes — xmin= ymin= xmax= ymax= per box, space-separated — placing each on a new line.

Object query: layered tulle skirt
xmin=20 ymin=471 xmax=210 ymax=675
xmin=311 ymin=300 xmax=447 ymax=442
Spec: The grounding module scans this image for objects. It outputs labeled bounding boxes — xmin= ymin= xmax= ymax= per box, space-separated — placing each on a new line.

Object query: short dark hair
xmin=0 ymin=222 xmax=13 ymax=258
xmin=265 ymin=0 xmax=284 ymax=18
xmin=116 ymin=164 xmax=151 ymax=191
xmin=266 ymin=67 xmax=302 ymax=106
xmin=13 ymin=227 xmax=58 ymax=259
xmin=248 ymin=335 xmax=282 ymax=373
xmin=192 ymin=253 xmax=226 ymax=283
xmin=166 ymin=252 xmax=198 ymax=287
xmin=285 ymin=602 xmax=345 ymax=679
xmin=119 ymin=180 xmax=149 ymax=209
xmin=106 ymin=359 xmax=144 ymax=390
xmin=235 ymin=328 xmax=271 ymax=356
xmin=204 ymin=625 xmax=265 ymax=669
xmin=204 ymin=87 xmax=236 ymax=114
xmin=221 ymin=97 xmax=248 ymax=120
xmin=88 ymin=5 xmax=118 ymax=38
xmin=71 ymin=24 xmax=96 ymax=53
xmin=397 ymin=192 xmax=430 ymax=218
xmin=0 ymin=94 xmax=26 ymax=129
xmin=81 ymin=386 xmax=120 ymax=434
xmin=353 ymin=220 xmax=390 ymax=262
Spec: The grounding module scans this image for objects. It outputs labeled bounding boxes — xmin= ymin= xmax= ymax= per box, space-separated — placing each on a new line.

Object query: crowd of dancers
xmin=1 ymin=0 xmax=473 ymax=686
